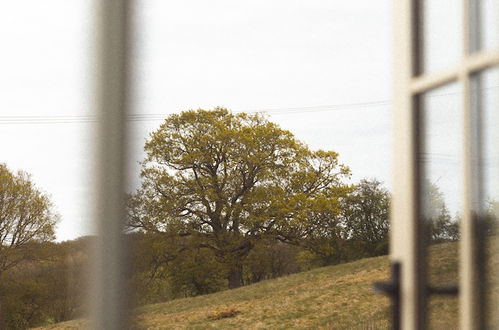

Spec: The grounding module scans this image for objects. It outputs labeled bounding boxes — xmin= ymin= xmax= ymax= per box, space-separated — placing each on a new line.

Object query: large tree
xmin=127 ymin=108 xmax=350 ymax=288
xmin=0 ymin=164 xmax=58 ymax=275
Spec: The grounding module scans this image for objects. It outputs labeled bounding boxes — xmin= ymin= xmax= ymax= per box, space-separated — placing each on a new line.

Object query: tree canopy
xmin=127 ymin=108 xmax=351 ymax=288
xmin=0 ymin=164 xmax=58 ymax=275
xmin=423 ymin=181 xmax=459 ymax=241
xmin=343 ymin=179 xmax=390 ymax=257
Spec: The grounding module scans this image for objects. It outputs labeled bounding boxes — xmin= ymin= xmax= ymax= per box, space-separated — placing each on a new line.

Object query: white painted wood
xmin=411 ymin=51 xmax=499 ymax=94
xmin=392 ymin=0 xmax=425 ymax=328
xmin=393 ymin=0 xmax=499 ymax=329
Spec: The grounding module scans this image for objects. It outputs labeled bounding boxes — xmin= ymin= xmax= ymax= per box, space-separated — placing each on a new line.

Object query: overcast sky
xmin=3 ymin=0 xmax=394 ymax=241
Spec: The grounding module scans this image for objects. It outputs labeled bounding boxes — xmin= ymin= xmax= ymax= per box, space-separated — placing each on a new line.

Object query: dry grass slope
xmin=35 ymin=242 xmax=463 ymax=329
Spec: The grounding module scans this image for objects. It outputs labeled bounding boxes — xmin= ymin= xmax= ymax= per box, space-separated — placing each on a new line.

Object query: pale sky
xmin=3 ymin=0 xmax=394 ymax=241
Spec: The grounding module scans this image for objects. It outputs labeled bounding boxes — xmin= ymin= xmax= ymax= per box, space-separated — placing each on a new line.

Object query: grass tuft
xmin=207 ymin=308 xmax=241 ymax=320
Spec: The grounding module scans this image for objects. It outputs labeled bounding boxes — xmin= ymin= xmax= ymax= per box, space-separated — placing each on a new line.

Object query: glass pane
xmin=422 ymin=0 xmax=462 ymax=73
xmin=471 ymin=68 xmax=499 ymax=328
xmin=419 ymin=83 xmax=462 ymax=328
xmin=0 ymin=0 xmax=93 ymax=328
xmin=478 ymin=0 xmax=499 ymax=51
xmin=129 ymin=1 xmax=393 ymax=329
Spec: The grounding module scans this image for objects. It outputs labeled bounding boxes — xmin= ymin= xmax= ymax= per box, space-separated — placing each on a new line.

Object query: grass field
xmin=35 ymin=242 xmax=462 ymax=329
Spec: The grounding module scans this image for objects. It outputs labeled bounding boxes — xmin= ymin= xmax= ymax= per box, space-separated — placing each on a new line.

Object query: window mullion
xmin=460 ymin=0 xmax=481 ymax=328
xmin=90 ymin=0 xmax=132 ymax=329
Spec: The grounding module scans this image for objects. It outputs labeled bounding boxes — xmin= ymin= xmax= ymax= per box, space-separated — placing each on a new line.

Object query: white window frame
xmin=392 ymin=0 xmax=499 ymax=329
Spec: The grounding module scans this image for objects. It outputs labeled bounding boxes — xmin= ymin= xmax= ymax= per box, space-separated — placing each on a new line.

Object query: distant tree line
xmin=128 ymin=178 xmax=391 ymax=304
xmin=0 ymin=239 xmax=88 ymax=329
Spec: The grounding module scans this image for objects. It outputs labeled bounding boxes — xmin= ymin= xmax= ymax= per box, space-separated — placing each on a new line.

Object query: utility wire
xmin=1 ymin=84 xmax=498 ymax=125
xmin=0 ymin=99 xmax=391 ymax=125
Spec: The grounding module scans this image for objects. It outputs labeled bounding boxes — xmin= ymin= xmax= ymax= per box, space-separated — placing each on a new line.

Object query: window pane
xmin=0 ymin=0 xmax=94 ymax=328
xmin=471 ymin=67 xmax=499 ymax=328
xmin=478 ymin=0 xmax=499 ymax=51
xmin=422 ymin=0 xmax=462 ymax=73
xmin=129 ymin=1 xmax=393 ymax=329
xmin=419 ymin=83 xmax=462 ymax=328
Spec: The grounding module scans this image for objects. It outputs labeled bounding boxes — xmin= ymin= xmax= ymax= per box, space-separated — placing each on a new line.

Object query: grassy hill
xmin=35 ymin=242 xmax=460 ymax=329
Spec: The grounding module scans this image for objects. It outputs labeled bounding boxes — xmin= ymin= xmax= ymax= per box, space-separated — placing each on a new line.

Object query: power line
xmin=0 ymin=99 xmax=392 ymax=125
xmin=237 ymin=99 xmax=390 ymax=116
xmin=0 ymin=115 xmax=97 ymax=125
xmin=1 ymin=84 xmax=498 ymax=125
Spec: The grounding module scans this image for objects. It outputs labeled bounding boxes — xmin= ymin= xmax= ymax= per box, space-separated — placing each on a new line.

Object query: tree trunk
xmin=227 ymin=263 xmax=243 ymax=289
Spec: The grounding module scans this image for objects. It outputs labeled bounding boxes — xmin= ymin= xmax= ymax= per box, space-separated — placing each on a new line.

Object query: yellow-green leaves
xmin=0 ymin=163 xmax=58 ymax=273
xmin=128 ymin=108 xmax=351 ymax=288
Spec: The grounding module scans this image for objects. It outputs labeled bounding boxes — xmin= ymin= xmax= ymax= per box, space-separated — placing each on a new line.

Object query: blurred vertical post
xmin=90 ymin=0 xmax=132 ymax=328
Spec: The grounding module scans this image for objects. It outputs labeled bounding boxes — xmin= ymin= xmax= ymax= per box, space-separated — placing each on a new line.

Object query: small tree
xmin=343 ymin=179 xmax=390 ymax=258
xmin=128 ymin=108 xmax=350 ymax=288
xmin=422 ymin=181 xmax=457 ymax=242
xmin=0 ymin=164 xmax=58 ymax=275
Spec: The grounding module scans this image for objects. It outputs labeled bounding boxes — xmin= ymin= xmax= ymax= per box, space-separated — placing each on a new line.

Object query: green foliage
xmin=1 ymin=276 xmax=48 ymax=329
xmin=128 ymin=108 xmax=350 ymax=288
xmin=243 ymin=240 xmax=300 ymax=284
xmin=482 ymin=200 xmax=499 ymax=237
xmin=129 ymin=233 xmax=225 ymax=305
xmin=291 ymin=179 xmax=391 ymax=265
xmin=166 ymin=247 xmax=225 ymax=297
xmin=0 ymin=164 xmax=59 ymax=274
xmin=0 ymin=164 xmax=61 ymax=328
xmin=423 ymin=181 xmax=459 ymax=242
xmin=0 ymin=239 xmax=89 ymax=329
xmin=343 ymin=179 xmax=390 ymax=258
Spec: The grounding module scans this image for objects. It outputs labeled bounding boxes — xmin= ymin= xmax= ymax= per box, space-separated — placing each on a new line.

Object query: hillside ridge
xmin=36 ymin=242 xmax=460 ymax=329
